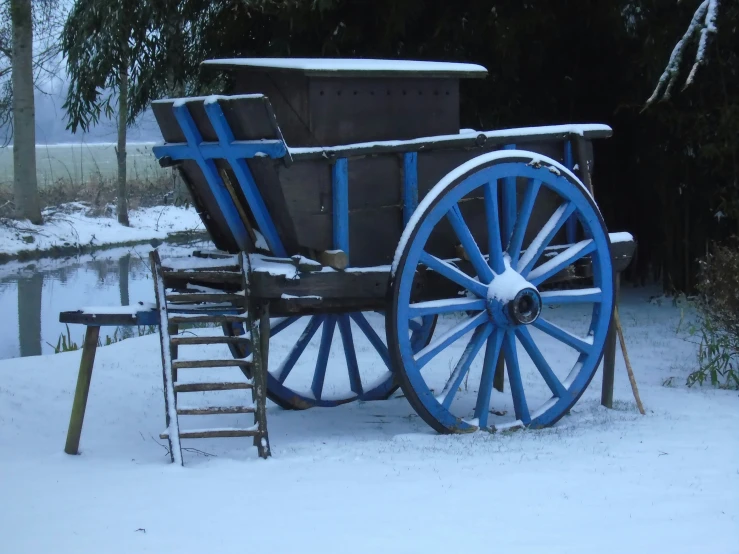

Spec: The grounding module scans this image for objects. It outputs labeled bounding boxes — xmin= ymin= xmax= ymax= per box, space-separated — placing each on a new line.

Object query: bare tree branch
xmin=645 ymin=0 xmax=721 ymax=108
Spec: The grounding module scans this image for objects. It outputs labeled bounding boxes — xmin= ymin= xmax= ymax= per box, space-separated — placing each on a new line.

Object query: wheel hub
xmin=485 ymin=268 xmax=541 ymax=327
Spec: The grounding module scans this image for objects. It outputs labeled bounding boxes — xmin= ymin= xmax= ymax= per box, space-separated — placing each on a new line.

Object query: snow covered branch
xmin=645 ymin=0 xmax=721 ymax=108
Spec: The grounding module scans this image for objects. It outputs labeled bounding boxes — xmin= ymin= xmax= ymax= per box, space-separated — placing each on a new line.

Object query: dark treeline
xmin=73 ymin=0 xmax=739 ymax=292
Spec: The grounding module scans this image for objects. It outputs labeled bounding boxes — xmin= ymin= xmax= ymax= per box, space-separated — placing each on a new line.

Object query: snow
xmin=487 ymin=255 xmax=533 ymax=303
xmin=0 ymin=287 xmax=737 ymax=552
xmin=81 ymin=303 xmax=156 ymax=316
xmin=153 ymin=94 xmax=265 ymax=108
xmin=201 ymin=58 xmax=488 ymax=76
xmin=289 ymin=124 xmax=612 ymax=156
xmin=0 ymin=203 xmax=205 ymax=259
xmin=609 ymin=231 xmax=634 ymax=244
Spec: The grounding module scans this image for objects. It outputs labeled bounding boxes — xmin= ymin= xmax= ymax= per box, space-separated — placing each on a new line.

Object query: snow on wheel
xmin=224 ymin=313 xmax=436 ymax=409
xmin=388 ymin=151 xmax=614 ymax=433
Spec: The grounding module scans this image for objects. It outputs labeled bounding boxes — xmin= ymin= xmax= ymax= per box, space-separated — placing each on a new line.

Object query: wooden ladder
xmin=149 ymin=250 xmax=271 ymax=464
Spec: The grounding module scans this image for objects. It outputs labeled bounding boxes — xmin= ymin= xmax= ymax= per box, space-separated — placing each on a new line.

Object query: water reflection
xmin=0 ymin=240 xmax=210 ymax=359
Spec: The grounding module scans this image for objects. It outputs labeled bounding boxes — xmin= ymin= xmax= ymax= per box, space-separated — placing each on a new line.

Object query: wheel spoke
xmin=528 ymin=239 xmax=596 ymax=286
xmin=517 ymin=202 xmax=577 ymax=275
xmin=270 ymin=316 xmax=301 ymax=337
xmin=414 ymin=312 xmax=488 ymax=369
xmin=484 ymin=181 xmax=505 ymax=274
xmin=532 ymin=317 xmax=593 ymax=354
xmin=503 ymin=331 xmax=531 ymax=425
xmin=350 ymin=312 xmax=392 ymax=369
xmin=420 ymin=252 xmax=487 ymax=297
xmin=275 ymin=315 xmax=324 ymax=384
xmin=515 ymin=327 xmax=569 ymax=400
xmin=311 ymin=316 xmax=337 ymax=400
xmin=447 ymin=205 xmax=494 ymax=282
xmin=338 ymin=316 xmax=363 ymax=395
xmin=438 ymin=324 xmax=493 ymax=409
xmin=540 ymin=287 xmax=602 ymax=305
xmin=501 ymin=176 xmax=517 ymax=247
xmin=508 ymin=178 xmax=541 ymax=266
xmin=474 ymin=328 xmax=505 ymax=428
xmin=408 ymin=297 xmax=486 ymax=318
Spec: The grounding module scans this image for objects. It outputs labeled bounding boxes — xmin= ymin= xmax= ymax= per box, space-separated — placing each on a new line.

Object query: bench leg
xmin=64 ymin=326 xmax=100 ymax=455
xmin=601 ymin=273 xmax=621 ymax=409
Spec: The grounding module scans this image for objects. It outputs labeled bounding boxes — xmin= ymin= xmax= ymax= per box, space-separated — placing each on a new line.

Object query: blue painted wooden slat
xmin=172 ymin=104 xmax=251 ymax=251
xmin=403 ymin=152 xmax=418 ymax=226
xmin=203 ymin=101 xmax=287 ymax=257
xmin=564 ymin=140 xmax=577 ymax=244
xmin=332 ymin=158 xmax=350 ymax=259
xmin=501 ymin=144 xmax=517 ymax=248
xmin=153 ymin=141 xmax=286 ymax=161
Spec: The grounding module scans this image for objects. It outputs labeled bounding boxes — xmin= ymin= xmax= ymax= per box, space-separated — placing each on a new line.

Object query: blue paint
xmin=518 ymin=202 xmax=577 ymax=276
xmin=515 ymin=326 xmax=569 ymax=399
xmin=473 ymin=329 xmax=505 ymax=428
xmin=441 ymin=324 xmax=493 ymax=410
xmin=338 ymin=316 xmax=363 ymax=395
xmin=350 ymin=313 xmax=392 ymax=370
xmin=501 ymin=144 xmax=517 ymax=247
xmin=564 ymin=140 xmax=577 ymax=244
xmin=203 ymin=101 xmax=286 ymax=257
xmin=447 ymin=205 xmax=494 ymax=282
xmin=403 ymin=152 xmax=418 ymax=225
xmin=507 ymin=178 xmax=541 ymax=267
xmin=153 ymin=141 xmax=286 ymax=161
xmin=483 ymin=181 xmax=506 ymax=274
xmin=391 ymin=159 xmax=614 ymax=432
xmin=528 ymin=241 xmax=596 ymax=286
xmin=312 ymin=316 xmax=336 ymax=400
xmin=415 ymin=312 xmax=488 ymax=369
xmin=171 ymin=104 xmax=251 ymax=250
xmin=332 ymin=158 xmax=350 ymax=258
xmin=275 ymin=316 xmax=324 ymax=384
xmin=502 ymin=331 xmax=531 ymax=425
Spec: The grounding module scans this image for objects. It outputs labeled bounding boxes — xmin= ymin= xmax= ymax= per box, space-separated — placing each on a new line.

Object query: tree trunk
xmin=10 ymin=0 xmax=42 ymax=224
xmin=116 ymin=63 xmax=129 ymax=226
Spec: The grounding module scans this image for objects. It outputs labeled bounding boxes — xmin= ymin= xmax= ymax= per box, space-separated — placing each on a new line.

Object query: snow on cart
xmin=70 ymin=58 xmax=637 ymax=465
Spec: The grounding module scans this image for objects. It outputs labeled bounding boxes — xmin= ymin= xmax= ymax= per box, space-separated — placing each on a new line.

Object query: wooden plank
xmin=170 ymin=336 xmax=251 ymax=346
xmin=59 ymin=310 xmax=160 ymax=327
xmin=168 ymin=314 xmax=247 ymax=324
xmin=63 ymin=326 xmax=100 ymax=455
xmin=161 ymin=428 xmax=259 ymax=439
xmin=289 ymin=129 xmax=613 ymax=162
xmin=176 ymin=406 xmax=255 ymax=416
xmin=601 ymin=273 xmax=621 ymax=409
xmin=165 ymin=293 xmax=244 ymax=304
xmin=174 ymin=382 xmax=252 ymax=392
xmin=172 ymin=359 xmax=252 ymax=369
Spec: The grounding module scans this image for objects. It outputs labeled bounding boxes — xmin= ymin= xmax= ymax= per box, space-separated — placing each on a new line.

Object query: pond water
xmin=0 ymin=239 xmax=211 ymax=359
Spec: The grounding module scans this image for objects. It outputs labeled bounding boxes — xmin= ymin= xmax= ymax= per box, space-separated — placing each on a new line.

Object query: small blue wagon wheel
xmin=388 ymin=151 xmax=614 ymax=433
xmin=225 ymin=312 xmax=436 ymax=409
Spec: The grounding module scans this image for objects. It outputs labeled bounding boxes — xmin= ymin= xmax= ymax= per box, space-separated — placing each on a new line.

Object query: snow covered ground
xmin=0 ymin=203 xmax=204 ymax=258
xmin=0 ymin=286 xmax=737 ymax=553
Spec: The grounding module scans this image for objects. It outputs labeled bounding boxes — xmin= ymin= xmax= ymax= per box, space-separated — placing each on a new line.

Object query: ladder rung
xmin=169 ymin=314 xmax=247 ymax=324
xmin=165 ymin=293 xmax=244 ymax=304
xmin=170 ymin=336 xmax=251 ymax=346
xmin=177 ymin=405 xmax=255 ymax=416
xmin=162 ymin=270 xmax=242 ymax=283
xmin=172 ymin=359 xmax=252 ymax=369
xmin=161 ymin=427 xmax=260 ymax=439
xmin=174 ymin=381 xmax=253 ymax=392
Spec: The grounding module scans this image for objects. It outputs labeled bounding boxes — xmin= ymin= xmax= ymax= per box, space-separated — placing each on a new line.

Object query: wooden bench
xmin=59 ymin=307 xmax=160 ymax=455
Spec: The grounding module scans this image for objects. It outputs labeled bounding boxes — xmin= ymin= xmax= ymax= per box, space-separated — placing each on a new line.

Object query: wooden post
xmin=251 ymin=302 xmax=271 ymax=459
xmin=64 ymin=326 xmax=101 ymax=455
xmin=601 ymin=273 xmax=621 ymax=409
xmin=168 ymin=322 xmax=179 ymax=383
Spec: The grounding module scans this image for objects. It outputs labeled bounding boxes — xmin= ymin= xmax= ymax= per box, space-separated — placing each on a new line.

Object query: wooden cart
xmin=148 ymin=58 xmax=635 ymax=461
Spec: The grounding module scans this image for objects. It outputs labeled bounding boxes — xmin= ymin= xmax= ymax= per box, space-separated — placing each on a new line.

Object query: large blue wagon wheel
xmin=388 ymin=151 xmax=614 ymax=433
xmin=224 ymin=312 xmax=436 ymax=410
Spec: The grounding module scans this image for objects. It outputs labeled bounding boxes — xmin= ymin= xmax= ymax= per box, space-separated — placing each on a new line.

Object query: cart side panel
xmin=276 ymin=155 xmax=403 ymax=265
xmin=231 ymin=71 xmax=315 ymax=147
xmin=308 ymin=77 xmax=460 ymax=145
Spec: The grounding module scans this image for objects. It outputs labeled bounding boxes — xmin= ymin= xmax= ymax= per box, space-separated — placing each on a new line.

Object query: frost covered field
xmin=0 ymin=287 xmax=737 ymax=553
xmin=0 ymin=143 xmax=167 ymax=188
